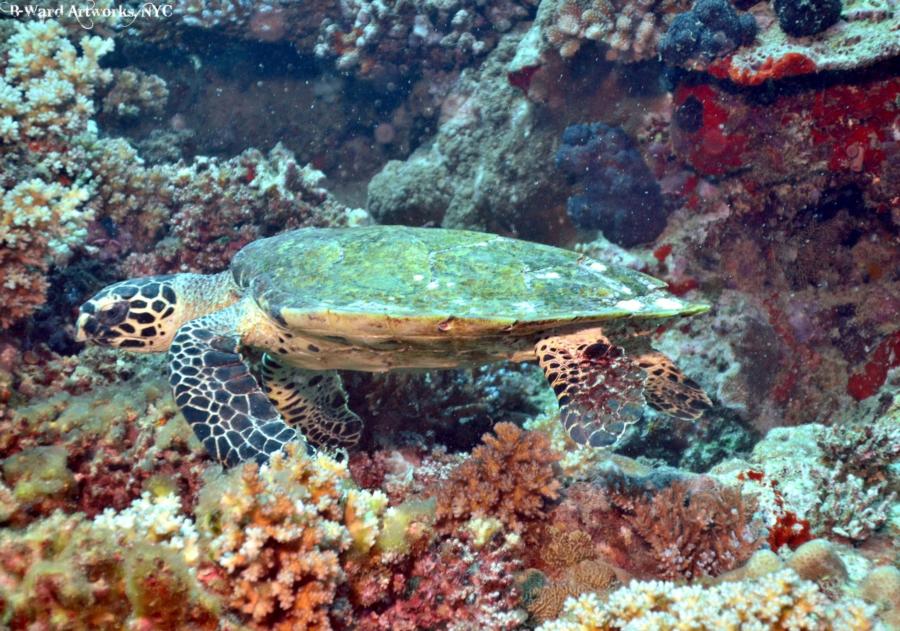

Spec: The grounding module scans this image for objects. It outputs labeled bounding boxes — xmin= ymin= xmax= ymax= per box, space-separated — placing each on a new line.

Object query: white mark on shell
xmin=588 ymin=262 xmax=607 ymax=272
xmin=615 ymin=299 xmax=644 ymax=311
xmin=413 ymin=274 xmax=425 ymax=281
xmin=426 ymin=281 xmax=439 ymax=290
xmin=534 ymin=271 xmax=561 ymax=279
xmin=654 ymin=297 xmax=683 ymax=310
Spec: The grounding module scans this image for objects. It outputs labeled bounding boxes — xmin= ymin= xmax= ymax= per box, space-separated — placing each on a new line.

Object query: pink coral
xmin=353 ymin=537 xmax=523 ymax=631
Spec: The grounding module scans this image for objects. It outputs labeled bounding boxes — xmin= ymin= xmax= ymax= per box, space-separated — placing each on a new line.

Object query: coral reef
xmin=556 ymin=122 xmax=667 ymax=246
xmin=711 ymin=408 xmax=899 ymax=546
xmin=315 ymin=0 xmax=537 ymax=81
xmin=537 ymin=568 xmax=876 ymax=630
xmin=2 ymin=0 xmax=898 ymax=628
xmin=509 ymin=0 xmax=693 ymax=73
xmin=692 ymin=0 xmax=900 ymax=82
xmin=436 ymin=422 xmax=562 ymax=531
xmin=367 ymin=33 xmax=568 ymax=239
xmin=196 ymin=447 xmax=351 ymax=629
xmin=658 ymin=0 xmax=757 ymax=66
xmin=550 ymin=467 xmax=762 ymax=580
xmin=0 ymin=511 xmax=219 ymax=629
xmin=100 ymin=69 xmax=169 ymax=120
xmin=0 ymin=20 xmax=112 ymax=328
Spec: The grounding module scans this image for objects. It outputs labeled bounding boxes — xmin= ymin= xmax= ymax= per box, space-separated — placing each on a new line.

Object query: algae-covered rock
xmin=1 ymin=445 xmax=73 ymax=506
xmin=367 ymin=33 xmax=567 ymax=241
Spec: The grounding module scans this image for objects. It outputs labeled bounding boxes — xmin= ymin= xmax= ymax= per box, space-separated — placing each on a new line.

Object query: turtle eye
xmin=98 ymin=301 xmax=129 ymax=326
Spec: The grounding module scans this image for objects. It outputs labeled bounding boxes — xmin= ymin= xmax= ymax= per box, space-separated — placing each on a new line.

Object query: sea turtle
xmin=75 ymin=225 xmax=712 ymax=466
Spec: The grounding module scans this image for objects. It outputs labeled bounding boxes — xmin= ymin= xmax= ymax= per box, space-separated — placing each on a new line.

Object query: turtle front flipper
xmin=535 ymin=328 xmax=645 ymax=448
xmin=635 ymin=352 xmax=712 ymax=420
xmin=260 ymin=354 xmax=363 ymax=451
xmin=168 ymin=305 xmax=304 ymax=467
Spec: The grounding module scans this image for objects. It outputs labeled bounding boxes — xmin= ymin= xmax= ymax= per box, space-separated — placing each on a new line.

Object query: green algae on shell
xmin=232 ymin=225 xmax=708 ymax=339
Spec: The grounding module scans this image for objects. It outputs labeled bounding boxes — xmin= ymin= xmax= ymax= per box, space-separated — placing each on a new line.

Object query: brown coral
xmin=525 ymin=527 xmax=620 ymax=622
xmin=529 ymin=558 xmax=620 ymax=622
xmin=435 ymin=422 xmax=562 ymax=531
xmin=553 ymin=472 xmax=762 ymax=580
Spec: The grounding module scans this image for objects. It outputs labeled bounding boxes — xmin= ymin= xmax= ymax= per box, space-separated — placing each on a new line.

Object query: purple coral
xmin=556 ymin=123 xmax=668 ymax=247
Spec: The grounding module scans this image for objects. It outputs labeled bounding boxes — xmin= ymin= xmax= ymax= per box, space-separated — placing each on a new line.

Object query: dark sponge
xmin=660 ymin=0 xmax=758 ymax=65
xmin=556 ymin=123 xmax=668 ymax=247
xmin=774 ymin=0 xmax=842 ymax=37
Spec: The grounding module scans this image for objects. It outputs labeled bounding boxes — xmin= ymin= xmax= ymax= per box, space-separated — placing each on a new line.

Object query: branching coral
xmin=544 ymin=0 xmax=693 ymax=61
xmin=0 ymin=179 xmax=92 ymax=328
xmin=537 ymin=568 xmax=875 ymax=630
xmin=86 ymin=141 xmax=365 ymax=276
xmin=553 ymin=469 xmax=761 ymax=580
xmin=195 ymin=446 xmax=351 ymax=630
xmin=0 ymin=20 xmax=112 ymax=328
xmin=435 ymin=422 xmax=562 ymax=531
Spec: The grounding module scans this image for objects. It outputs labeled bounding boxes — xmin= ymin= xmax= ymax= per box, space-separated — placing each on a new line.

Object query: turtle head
xmin=75 ymin=276 xmax=185 ymax=352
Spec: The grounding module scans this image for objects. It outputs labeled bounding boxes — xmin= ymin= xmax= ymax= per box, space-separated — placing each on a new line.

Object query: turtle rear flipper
xmin=536 ymin=328 xmax=645 ymax=448
xmin=635 ymin=352 xmax=712 ymax=420
xmin=168 ymin=304 xmax=303 ymax=467
xmin=260 ymin=354 xmax=364 ymax=451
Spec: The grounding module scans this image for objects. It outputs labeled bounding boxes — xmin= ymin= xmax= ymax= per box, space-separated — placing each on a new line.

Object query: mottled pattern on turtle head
xmin=76 ymin=275 xmax=182 ymax=351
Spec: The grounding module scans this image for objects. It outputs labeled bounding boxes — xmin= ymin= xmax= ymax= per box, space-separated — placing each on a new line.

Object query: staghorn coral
xmin=553 ymin=468 xmax=762 ymax=580
xmin=195 ymin=446 xmax=350 ymax=630
xmin=435 ymin=422 xmax=562 ymax=532
xmin=537 ymin=568 xmax=876 ymax=630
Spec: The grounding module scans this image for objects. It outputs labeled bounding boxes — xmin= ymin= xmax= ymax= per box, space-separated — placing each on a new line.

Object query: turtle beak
xmin=74 ymin=312 xmax=92 ymax=342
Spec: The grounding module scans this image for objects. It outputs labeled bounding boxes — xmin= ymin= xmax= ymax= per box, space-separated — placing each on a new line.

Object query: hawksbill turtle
xmin=75 ymin=225 xmax=712 ymax=466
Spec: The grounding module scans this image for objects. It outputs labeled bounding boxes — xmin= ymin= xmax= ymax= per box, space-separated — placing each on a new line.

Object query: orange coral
xmin=196 ymin=447 xmax=349 ymax=630
xmin=436 ymin=422 xmax=562 ymax=531
xmin=554 ymin=474 xmax=762 ymax=580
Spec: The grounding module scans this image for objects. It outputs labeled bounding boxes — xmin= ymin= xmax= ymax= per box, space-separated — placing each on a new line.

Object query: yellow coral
xmin=2 ymin=20 xmax=112 ymax=140
xmin=345 ymin=488 xmax=389 ymax=555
